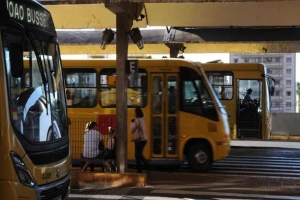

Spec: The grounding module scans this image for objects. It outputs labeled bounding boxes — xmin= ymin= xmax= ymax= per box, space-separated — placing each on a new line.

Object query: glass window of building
xmin=286 ymin=102 xmax=291 ymax=107
xmin=286 ymin=57 xmax=292 ymax=63
xmin=286 ymin=80 xmax=292 ymax=86
xmin=267 ymin=69 xmax=272 ymax=74
xmin=264 ymin=58 xmax=272 ymax=62
xmin=286 ymin=69 xmax=292 ymax=74
xmin=275 ymin=58 xmax=280 ymax=62
xmin=286 ymin=91 xmax=291 ymax=96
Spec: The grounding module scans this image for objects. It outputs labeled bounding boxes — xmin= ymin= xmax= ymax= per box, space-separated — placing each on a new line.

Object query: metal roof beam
xmin=58 ymin=42 xmax=300 ymax=54
xmin=38 ymin=0 xmax=300 ymax=4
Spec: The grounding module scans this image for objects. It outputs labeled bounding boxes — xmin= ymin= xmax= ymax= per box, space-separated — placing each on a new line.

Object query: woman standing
xmin=130 ymin=108 xmax=149 ymax=173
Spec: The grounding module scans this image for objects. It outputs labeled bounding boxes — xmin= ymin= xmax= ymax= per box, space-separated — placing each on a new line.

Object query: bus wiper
xmin=27 ymin=30 xmax=49 ymax=114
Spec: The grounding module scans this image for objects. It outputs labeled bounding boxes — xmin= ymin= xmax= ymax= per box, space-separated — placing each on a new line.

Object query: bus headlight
xmin=11 ymin=152 xmax=35 ymax=187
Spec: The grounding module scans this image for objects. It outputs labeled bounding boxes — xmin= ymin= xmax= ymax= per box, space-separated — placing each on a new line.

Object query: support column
xmin=165 ymin=42 xmax=186 ymax=58
xmin=115 ymin=13 xmax=132 ymax=173
xmin=105 ymin=2 xmax=142 ymax=173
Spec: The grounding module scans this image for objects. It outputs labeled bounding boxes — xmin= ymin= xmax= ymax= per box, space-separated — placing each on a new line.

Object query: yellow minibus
xmin=62 ymin=58 xmax=230 ymax=171
xmin=202 ymin=63 xmax=275 ymax=140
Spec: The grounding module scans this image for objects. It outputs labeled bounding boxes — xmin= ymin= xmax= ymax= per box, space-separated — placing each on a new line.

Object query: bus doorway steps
xmin=238 ymin=129 xmax=261 ymax=139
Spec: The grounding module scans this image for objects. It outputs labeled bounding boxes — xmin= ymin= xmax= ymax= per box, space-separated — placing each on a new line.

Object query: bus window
xmin=206 ymin=72 xmax=233 ymax=100
xmin=65 ymin=69 xmax=97 ymax=107
xmin=167 ymin=76 xmax=178 ymax=154
xmin=99 ymin=68 xmax=147 ymax=107
xmin=152 ymin=76 xmax=162 ymax=114
xmin=168 ymin=76 xmax=177 ymax=114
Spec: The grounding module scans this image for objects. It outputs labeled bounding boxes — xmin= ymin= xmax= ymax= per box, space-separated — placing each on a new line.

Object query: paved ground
xmin=68 ymin=144 xmax=300 ymax=200
xmin=231 ymin=140 xmax=300 ymax=149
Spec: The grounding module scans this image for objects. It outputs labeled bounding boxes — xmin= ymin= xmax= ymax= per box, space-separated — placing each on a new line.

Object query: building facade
xmin=230 ymin=53 xmax=297 ymax=113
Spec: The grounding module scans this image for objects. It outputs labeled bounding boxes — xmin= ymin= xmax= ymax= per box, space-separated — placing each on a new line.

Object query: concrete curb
xmin=71 ymin=172 xmax=146 ymax=189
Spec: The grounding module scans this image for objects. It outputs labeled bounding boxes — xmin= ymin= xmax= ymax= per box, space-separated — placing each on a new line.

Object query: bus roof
xmin=199 ymin=62 xmax=266 ymax=72
xmin=59 ymin=58 xmax=199 ymax=68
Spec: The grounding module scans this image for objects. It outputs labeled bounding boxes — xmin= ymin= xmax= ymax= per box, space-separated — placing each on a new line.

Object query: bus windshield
xmin=2 ymin=30 xmax=68 ymax=143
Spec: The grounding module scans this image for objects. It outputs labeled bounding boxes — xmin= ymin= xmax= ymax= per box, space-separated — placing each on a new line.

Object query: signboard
xmin=126 ymin=60 xmax=138 ymax=74
xmin=3 ymin=0 xmax=55 ymax=32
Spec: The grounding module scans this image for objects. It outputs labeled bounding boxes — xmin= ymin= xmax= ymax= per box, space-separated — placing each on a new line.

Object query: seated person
xmin=244 ymin=88 xmax=254 ymax=102
xmin=103 ymin=128 xmax=117 ymax=172
xmin=81 ymin=121 xmax=104 ymax=172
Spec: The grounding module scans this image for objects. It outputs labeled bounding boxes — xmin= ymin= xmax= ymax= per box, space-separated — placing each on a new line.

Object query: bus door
xmin=151 ymin=73 xmax=178 ymax=159
xmin=237 ymin=79 xmax=262 ymax=139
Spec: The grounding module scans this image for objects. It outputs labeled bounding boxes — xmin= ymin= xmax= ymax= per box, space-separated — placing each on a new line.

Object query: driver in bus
xmin=244 ymin=88 xmax=254 ymax=102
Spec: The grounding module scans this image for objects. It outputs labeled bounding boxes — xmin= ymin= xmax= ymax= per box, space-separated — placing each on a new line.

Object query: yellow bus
xmin=201 ymin=63 xmax=275 ymax=140
xmin=62 ymin=58 xmax=230 ymax=171
xmin=1 ymin=0 xmax=71 ymax=199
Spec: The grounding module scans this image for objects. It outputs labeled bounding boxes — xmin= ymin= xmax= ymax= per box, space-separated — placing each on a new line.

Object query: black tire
xmin=188 ymin=142 xmax=212 ymax=172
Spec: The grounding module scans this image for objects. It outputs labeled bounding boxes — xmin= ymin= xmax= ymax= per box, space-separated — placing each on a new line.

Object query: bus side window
xmin=99 ymin=68 xmax=147 ymax=108
xmin=206 ymin=72 xmax=233 ymax=100
xmin=65 ymin=70 xmax=97 ymax=107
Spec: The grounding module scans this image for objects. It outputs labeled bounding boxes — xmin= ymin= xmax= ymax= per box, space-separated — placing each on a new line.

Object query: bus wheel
xmin=188 ymin=143 xmax=212 ymax=172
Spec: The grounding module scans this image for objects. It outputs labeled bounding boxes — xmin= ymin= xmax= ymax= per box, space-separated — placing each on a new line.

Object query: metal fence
xmin=70 ymin=117 xmax=116 ymax=166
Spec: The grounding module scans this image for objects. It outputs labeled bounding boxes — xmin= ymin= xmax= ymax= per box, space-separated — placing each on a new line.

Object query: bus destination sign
xmin=6 ymin=0 xmax=53 ymax=30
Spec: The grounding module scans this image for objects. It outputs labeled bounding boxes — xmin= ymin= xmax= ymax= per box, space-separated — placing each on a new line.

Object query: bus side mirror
xmin=10 ymin=43 xmax=24 ymax=78
xmin=270 ymin=86 xmax=275 ymax=96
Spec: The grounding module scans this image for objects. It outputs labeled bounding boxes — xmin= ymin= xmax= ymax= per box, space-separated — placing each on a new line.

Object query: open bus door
xmin=237 ymin=79 xmax=262 ymax=139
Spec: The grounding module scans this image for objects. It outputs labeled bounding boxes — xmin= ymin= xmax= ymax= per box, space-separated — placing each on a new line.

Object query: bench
xmin=80 ymin=154 xmax=116 ymax=172
xmin=80 ymin=153 xmax=105 ymax=172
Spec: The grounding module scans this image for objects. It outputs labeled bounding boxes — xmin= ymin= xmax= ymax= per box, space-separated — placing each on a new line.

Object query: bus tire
xmin=188 ymin=143 xmax=212 ymax=172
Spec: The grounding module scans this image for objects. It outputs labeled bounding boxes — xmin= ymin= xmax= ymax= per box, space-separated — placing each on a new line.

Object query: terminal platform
xmin=71 ymin=140 xmax=299 ymax=190
xmin=231 ymin=140 xmax=300 ymax=149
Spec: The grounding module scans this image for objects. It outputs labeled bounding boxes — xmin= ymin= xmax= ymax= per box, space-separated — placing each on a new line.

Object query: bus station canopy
xmin=38 ymin=0 xmax=300 ymax=53
xmin=40 ymin=0 xmax=300 ymax=29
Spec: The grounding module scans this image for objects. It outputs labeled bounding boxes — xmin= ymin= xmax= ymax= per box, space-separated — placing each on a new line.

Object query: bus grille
xmin=40 ymin=180 xmax=69 ymax=200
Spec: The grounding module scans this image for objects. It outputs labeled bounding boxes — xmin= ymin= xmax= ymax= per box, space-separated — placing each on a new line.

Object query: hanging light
xmin=129 ymin=28 xmax=144 ymax=50
xmin=100 ymin=28 xmax=115 ymax=50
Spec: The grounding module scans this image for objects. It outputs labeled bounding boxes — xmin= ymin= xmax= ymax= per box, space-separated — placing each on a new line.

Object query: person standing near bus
xmin=130 ymin=108 xmax=149 ymax=173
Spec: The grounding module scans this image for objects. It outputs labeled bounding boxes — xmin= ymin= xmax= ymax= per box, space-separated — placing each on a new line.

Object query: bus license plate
xmin=53 ymin=196 xmax=61 ymax=200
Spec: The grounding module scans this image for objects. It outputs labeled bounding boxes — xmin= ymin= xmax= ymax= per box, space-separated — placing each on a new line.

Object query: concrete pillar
xmin=115 ymin=13 xmax=132 ymax=173
xmin=105 ymin=2 xmax=143 ymax=173
xmin=165 ymin=42 xmax=185 ymax=58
